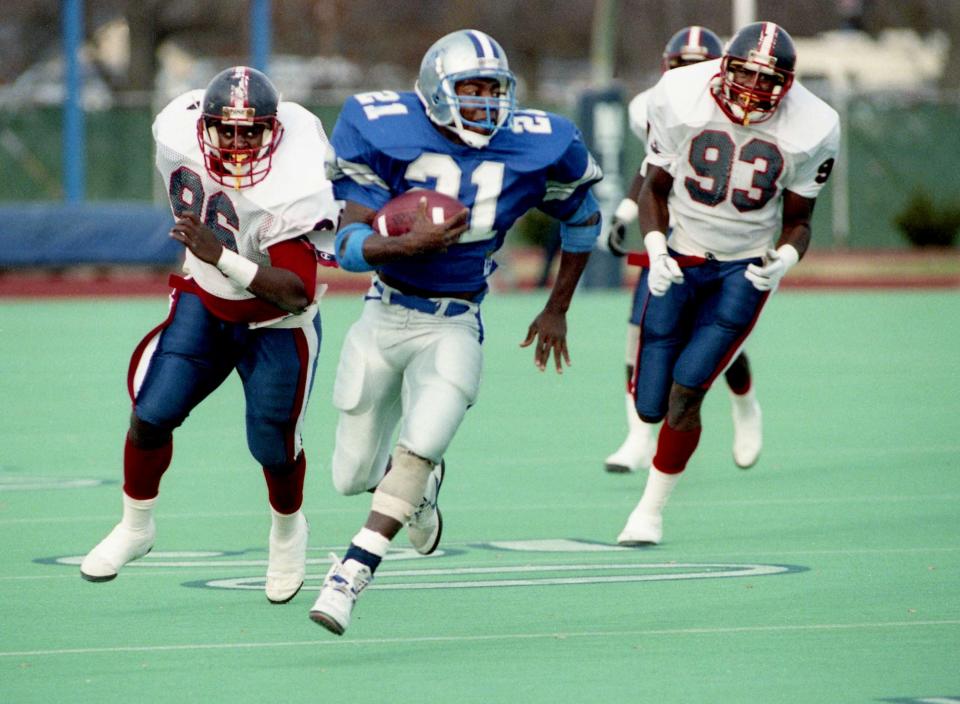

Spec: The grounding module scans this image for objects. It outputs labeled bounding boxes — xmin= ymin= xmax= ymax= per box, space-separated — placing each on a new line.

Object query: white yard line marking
xmin=3 ymin=493 xmax=960 ymax=525
xmin=2 ymin=620 xmax=958 ymax=658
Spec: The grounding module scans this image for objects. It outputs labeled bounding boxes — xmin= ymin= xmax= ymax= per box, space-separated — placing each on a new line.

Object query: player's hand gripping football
xmin=401 ymin=196 xmax=469 ymax=256
xmin=169 ymin=211 xmax=224 ymax=264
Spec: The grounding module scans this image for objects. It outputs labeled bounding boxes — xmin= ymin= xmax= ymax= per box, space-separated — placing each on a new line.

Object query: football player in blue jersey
xmin=308 ymin=28 xmax=603 ymax=635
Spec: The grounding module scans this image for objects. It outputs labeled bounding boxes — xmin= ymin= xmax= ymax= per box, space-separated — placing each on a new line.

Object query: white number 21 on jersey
xmin=405 ymin=154 xmax=504 ymax=244
xmin=355 ymin=92 xmax=553 ymax=244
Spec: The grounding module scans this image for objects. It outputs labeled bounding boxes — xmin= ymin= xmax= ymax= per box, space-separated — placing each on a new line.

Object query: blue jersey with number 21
xmin=328 ymin=91 xmax=602 ymax=294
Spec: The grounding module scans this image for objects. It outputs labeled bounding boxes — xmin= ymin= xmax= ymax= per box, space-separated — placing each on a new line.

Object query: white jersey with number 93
xmin=643 ymin=59 xmax=840 ymax=260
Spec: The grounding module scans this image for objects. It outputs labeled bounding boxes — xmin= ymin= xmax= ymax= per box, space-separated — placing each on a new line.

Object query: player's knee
xmin=246 ymin=427 xmax=291 ymax=469
xmin=128 ymin=414 xmax=172 ymax=449
xmin=331 ymin=467 xmax=369 ymax=496
xmin=262 ymin=458 xmax=297 ymax=477
xmin=633 ymin=392 xmax=667 ymax=425
xmin=370 ymin=446 xmax=434 ymax=523
xmin=670 ymin=383 xmax=705 ymax=410
xmin=331 ymin=443 xmax=381 ymax=495
xmin=666 ymin=384 xmax=706 ymax=426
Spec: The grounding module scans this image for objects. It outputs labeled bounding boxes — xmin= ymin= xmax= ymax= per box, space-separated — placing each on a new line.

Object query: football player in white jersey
xmin=616 ymin=22 xmax=840 ymax=545
xmin=602 ymin=26 xmax=763 ymax=475
xmin=80 ymin=67 xmax=340 ymax=605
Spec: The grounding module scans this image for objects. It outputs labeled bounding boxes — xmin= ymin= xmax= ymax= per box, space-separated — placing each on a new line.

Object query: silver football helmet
xmin=415 ymin=29 xmax=516 ymax=148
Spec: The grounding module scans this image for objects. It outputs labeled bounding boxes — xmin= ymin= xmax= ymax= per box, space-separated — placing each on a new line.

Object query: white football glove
xmin=745 ymin=245 xmax=800 ymax=291
xmin=600 ymin=198 xmax=639 ymax=257
xmin=601 ymin=218 xmax=628 ymax=256
xmin=644 ymin=230 xmax=683 ymax=296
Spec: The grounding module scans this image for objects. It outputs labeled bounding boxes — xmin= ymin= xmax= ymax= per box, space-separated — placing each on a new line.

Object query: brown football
xmin=373 ymin=190 xmax=467 ymax=237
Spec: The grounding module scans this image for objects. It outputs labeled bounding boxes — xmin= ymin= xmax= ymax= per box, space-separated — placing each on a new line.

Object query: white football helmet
xmin=415 ymin=29 xmax=516 ymax=148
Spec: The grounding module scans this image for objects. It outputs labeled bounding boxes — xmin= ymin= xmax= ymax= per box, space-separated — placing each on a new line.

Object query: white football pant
xmin=331 ymin=298 xmax=482 ymax=495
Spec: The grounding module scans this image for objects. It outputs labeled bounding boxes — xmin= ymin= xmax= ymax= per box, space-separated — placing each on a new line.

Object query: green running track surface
xmin=1 ymin=290 xmax=958 ymax=703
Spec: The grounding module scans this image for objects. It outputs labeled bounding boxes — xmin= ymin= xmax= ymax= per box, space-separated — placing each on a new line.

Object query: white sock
xmin=270 ymin=507 xmax=302 ymax=540
xmin=121 ymin=492 xmax=156 ymax=531
xmin=351 ymin=527 xmax=391 ymax=558
xmin=637 ymin=465 xmax=681 ymax=515
xmin=730 ymin=386 xmax=757 ymax=410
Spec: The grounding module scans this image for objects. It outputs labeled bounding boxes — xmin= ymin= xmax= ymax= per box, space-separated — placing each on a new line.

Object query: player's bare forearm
xmin=247 ymin=269 xmax=312 ymax=313
xmin=519 ymin=249 xmax=590 ymax=373
xmin=544 ymin=249 xmax=590 ymax=314
xmin=625 ymin=167 xmax=645 ymax=204
xmin=778 ymin=191 xmax=816 ymax=258
xmin=637 ymin=165 xmax=673 ymax=236
xmin=170 ymin=213 xmax=311 ymax=313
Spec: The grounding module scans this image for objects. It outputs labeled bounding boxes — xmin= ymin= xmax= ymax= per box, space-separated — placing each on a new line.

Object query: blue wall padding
xmin=0 ymin=203 xmax=180 ymax=266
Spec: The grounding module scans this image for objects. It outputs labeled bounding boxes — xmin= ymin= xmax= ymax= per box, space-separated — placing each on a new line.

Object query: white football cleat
xmin=309 ymin=554 xmax=372 ymax=636
xmin=616 ymin=507 xmax=663 ymax=546
xmin=407 ymin=459 xmax=444 ymax=555
xmin=731 ymin=391 xmax=763 ymax=469
xmin=80 ymin=521 xmax=156 ymax=582
xmin=265 ymin=509 xmax=309 ymax=604
xmin=604 ymin=432 xmax=655 ymax=474
xmin=605 ymin=393 xmax=656 ymax=473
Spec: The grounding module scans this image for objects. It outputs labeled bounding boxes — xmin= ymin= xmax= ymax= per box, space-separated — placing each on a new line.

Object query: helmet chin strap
xmin=446 ymin=123 xmax=493 ymax=149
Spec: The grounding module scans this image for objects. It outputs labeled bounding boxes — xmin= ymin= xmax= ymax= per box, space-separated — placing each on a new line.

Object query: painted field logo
xmin=41 ymin=538 xmax=806 ymax=592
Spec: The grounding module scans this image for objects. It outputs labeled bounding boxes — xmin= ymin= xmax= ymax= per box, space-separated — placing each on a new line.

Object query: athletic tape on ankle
xmin=370 ymin=492 xmax=416 ymax=523
xmin=216 ymin=248 xmax=258 ymax=289
xmin=370 ymin=448 xmax=434 ymax=523
xmin=352 ymin=527 xmax=391 ymax=557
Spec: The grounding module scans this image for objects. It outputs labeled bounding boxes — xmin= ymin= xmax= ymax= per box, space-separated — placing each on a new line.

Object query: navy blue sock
xmin=344 ymin=544 xmax=383 ymax=573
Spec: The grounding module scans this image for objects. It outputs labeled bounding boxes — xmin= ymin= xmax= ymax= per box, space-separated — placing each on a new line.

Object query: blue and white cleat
xmin=309 ymin=554 xmax=372 ymax=636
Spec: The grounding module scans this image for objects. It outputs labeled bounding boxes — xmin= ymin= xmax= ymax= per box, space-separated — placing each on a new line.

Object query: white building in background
xmin=795 ymin=29 xmax=948 ymax=93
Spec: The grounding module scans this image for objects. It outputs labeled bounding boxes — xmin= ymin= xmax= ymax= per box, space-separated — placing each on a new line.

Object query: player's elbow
xmin=571 ymin=211 xmax=601 ymax=227
xmin=288 ymin=291 xmax=312 ymax=313
xmin=274 ymin=292 xmax=311 ymax=314
xmin=271 ymin=278 xmax=312 ymax=313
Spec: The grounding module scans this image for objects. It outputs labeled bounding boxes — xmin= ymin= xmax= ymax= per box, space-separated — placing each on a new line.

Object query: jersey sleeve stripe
xmin=332 ymin=156 xmax=391 ymax=191
xmin=543 ymin=153 xmax=603 ymax=201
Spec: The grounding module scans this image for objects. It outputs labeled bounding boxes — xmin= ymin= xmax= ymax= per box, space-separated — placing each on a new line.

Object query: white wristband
xmin=216 ymin=248 xmax=258 ymax=289
xmin=775 ymin=244 xmax=800 ymax=271
xmin=643 ymin=230 xmax=668 ymax=258
xmin=614 ymin=198 xmax=639 ymax=223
